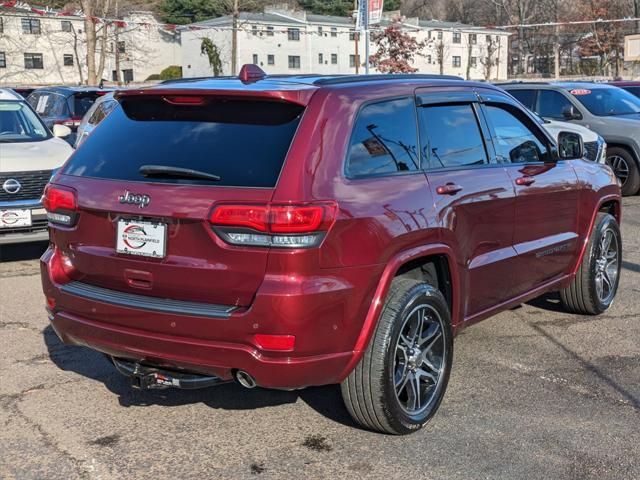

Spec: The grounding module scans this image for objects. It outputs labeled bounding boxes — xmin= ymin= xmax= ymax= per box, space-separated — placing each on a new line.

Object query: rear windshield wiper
xmin=139 ymin=165 xmax=221 ymax=182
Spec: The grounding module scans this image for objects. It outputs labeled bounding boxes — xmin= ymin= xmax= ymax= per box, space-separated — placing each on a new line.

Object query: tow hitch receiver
xmin=111 ymin=357 xmax=231 ymax=390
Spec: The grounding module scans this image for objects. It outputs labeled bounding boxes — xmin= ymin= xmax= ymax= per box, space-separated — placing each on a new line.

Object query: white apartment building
xmin=0 ymin=8 xmax=181 ymax=86
xmin=180 ymin=7 xmax=510 ymax=80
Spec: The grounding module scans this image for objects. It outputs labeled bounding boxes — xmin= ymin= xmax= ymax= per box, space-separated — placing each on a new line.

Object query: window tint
xmin=623 ymin=86 xmax=640 ymax=98
xmin=346 ymin=97 xmax=419 ymax=178
xmin=419 ymin=104 xmax=487 ymax=169
xmin=508 ymin=89 xmax=536 ymax=110
xmin=484 ymin=105 xmax=548 ymax=164
xmin=64 ymin=98 xmax=304 ymax=188
xmin=538 ymin=90 xmax=573 ymax=119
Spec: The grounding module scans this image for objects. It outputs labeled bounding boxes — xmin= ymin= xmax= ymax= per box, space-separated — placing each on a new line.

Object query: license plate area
xmin=116 ymin=219 xmax=167 ymax=259
xmin=0 ymin=209 xmax=32 ymax=228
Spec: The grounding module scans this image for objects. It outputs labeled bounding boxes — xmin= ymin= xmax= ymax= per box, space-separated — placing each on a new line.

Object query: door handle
xmin=436 ymin=183 xmax=463 ymax=195
xmin=515 ymin=176 xmax=536 ymax=186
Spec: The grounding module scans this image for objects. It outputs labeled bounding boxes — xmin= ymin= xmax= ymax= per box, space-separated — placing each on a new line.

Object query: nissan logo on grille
xmin=2 ymin=179 xmax=21 ymax=195
xmin=119 ymin=190 xmax=150 ymax=209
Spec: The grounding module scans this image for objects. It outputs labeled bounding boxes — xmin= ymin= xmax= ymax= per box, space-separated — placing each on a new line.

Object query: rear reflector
xmin=210 ymin=203 xmax=337 ymax=248
xmin=253 ymin=334 xmax=295 ymax=352
xmin=43 ymin=184 xmax=77 ymax=226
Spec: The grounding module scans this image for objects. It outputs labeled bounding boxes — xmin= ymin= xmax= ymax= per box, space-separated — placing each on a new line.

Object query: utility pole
xmin=231 ymin=0 xmax=239 ymax=76
xmin=364 ymin=0 xmax=370 ymax=74
xmin=354 ymin=0 xmax=359 ymax=74
xmin=114 ymin=0 xmax=121 ymax=85
xmin=553 ymin=24 xmax=560 ymax=80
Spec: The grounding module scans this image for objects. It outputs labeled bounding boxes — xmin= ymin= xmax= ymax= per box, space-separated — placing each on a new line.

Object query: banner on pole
xmin=356 ymin=0 xmax=384 ymax=31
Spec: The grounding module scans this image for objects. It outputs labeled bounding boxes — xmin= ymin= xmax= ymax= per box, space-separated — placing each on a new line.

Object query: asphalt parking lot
xmin=1 ymin=199 xmax=639 ymax=480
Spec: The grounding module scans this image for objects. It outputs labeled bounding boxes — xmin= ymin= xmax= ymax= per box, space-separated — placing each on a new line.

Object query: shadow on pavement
xmin=526 ymin=292 xmax=566 ymax=313
xmin=0 ymin=241 xmax=48 ymax=262
xmin=622 ymin=260 xmax=640 ymax=273
xmin=43 ymin=325 xmax=357 ymax=428
xmin=527 ymin=322 xmax=640 ymax=410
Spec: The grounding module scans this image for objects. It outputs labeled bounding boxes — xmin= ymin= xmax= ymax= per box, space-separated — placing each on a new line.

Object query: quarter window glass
xmin=346 ymin=97 xmax=420 ymax=178
xmin=508 ymin=89 xmax=536 ymax=110
xmin=538 ymin=90 xmax=573 ymax=119
xmin=419 ymin=104 xmax=487 ymax=169
xmin=484 ymin=105 xmax=548 ymax=164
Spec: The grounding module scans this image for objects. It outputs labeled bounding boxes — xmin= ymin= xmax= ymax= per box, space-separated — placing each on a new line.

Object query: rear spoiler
xmin=114 ymin=87 xmax=316 ymax=107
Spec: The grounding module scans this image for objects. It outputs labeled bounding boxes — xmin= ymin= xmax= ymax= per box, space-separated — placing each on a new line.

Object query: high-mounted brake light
xmin=163 ymin=95 xmax=207 ymax=106
xmin=209 ymin=203 xmax=337 ymax=248
xmin=43 ymin=184 xmax=77 ymax=226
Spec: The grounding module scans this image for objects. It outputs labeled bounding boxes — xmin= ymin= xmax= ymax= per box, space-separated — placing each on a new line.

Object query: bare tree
xmin=480 ymin=36 xmax=499 ymax=80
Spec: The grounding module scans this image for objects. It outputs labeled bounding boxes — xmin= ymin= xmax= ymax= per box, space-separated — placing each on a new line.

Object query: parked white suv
xmin=538 ymin=115 xmax=606 ymax=164
xmin=0 ymin=89 xmax=74 ymax=245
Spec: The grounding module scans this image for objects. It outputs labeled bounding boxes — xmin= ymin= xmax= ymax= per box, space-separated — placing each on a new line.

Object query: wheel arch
xmin=572 ymin=194 xmax=622 ymax=276
xmin=337 ymin=244 xmax=461 ymax=382
xmin=605 ymin=140 xmax=640 ymax=166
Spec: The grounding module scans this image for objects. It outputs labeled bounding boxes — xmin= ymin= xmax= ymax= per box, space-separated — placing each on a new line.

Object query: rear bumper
xmin=41 ymin=247 xmax=381 ymax=389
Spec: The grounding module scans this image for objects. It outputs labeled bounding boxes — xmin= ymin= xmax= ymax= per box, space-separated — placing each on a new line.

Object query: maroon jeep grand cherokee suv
xmin=41 ymin=67 xmax=622 ymax=434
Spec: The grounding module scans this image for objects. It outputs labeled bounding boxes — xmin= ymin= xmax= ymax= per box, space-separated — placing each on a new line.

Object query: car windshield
xmin=0 ymin=101 xmax=50 ymax=142
xmin=569 ymin=87 xmax=640 ymax=116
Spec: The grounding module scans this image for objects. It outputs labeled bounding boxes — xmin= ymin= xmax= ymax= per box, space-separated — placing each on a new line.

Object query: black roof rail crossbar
xmin=314 ymin=74 xmax=463 ymax=85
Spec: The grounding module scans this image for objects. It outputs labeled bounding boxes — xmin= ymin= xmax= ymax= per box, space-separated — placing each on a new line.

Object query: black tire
xmin=606 ymin=147 xmax=640 ymax=196
xmin=341 ymin=277 xmax=453 ymax=435
xmin=560 ymin=213 xmax=622 ymax=315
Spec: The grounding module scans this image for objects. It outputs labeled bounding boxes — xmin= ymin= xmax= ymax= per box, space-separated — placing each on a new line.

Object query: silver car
xmin=74 ymin=92 xmax=118 ymax=148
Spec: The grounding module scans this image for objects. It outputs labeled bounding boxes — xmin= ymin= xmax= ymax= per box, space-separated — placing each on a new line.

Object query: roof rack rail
xmin=493 ymin=80 xmax=551 ymax=86
xmin=314 ymin=74 xmax=463 ymax=85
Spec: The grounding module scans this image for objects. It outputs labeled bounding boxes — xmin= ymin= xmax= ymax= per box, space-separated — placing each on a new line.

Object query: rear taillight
xmin=210 ymin=202 xmax=337 ymax=248
xmin=43 ymin=184 xmax=77 ymax=226
xmin=54 ymin=117 xmax=82 ymax=128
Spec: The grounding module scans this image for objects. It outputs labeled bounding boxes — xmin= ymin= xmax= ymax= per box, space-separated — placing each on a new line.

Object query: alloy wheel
xmin=595 ymin=228 xmax=620 ymax=305
xmin=393 ymin=304 xmax=446 ymax=416
xmin=607 ymin=155 xmax=630 ymax=186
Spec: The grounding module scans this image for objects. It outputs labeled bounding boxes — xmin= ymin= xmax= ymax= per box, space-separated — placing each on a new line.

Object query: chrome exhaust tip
xmin=235 ymin=370 xmax=257 ymax=389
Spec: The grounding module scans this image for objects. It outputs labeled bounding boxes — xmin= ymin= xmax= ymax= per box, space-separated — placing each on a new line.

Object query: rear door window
xmin=537 ymin=90 xmax=574 ymax=119
xmin=346 ymin=97 xmax=420 ymax=178
xmin=419 ymin=104 xmax=488 ymax=169
xmin=508 ymin=89 xmax=537 ymax=110
xmin=64 ymin=97 xmax=305 ymax=188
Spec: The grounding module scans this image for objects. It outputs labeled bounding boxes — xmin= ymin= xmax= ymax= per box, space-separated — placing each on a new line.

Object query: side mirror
xmin=557 ymin=131 xmax=584 ymax=160
xmin=53 ymin=124 xmax=72 ymax=138
xmin=562 ymin=105 xmax=582 ymax=120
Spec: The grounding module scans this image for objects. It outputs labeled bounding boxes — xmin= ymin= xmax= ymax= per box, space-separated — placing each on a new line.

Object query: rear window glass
xmin=73 ymin=93 xmax=101 ymax=117
xmin=64 ymin=97 xmax=304 ymax=188
xmin=28 ymin=92 xmax=68 ymax=117
xmin=622 ymin=86 xmax=640 ymax=99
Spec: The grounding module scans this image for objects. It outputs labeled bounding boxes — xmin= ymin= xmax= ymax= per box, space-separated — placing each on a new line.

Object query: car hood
xmin=543 ymin=119 xmax=599 ymax=142
xmin=0 ymin=137 xmax=73 ymax=172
